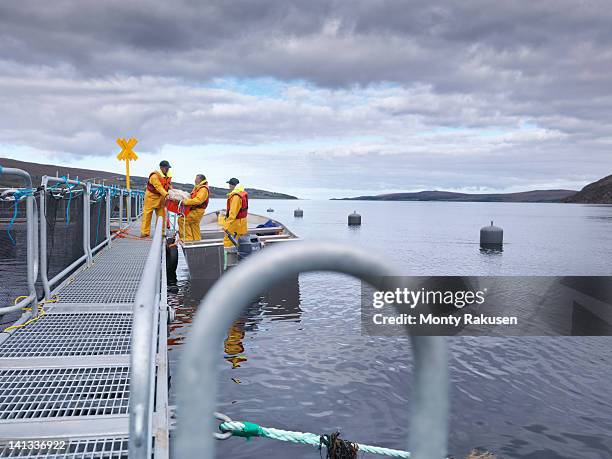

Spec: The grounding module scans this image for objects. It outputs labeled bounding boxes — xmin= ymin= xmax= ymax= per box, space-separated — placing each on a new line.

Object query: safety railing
xmin=129 ymin=217 xmax=164 ymax=459
xmin=39 ymin=175 xmax=145 ymax=299
xmin=0 ymin=168 xmax=146 ymax=306
xmin=174 ymin=242 xmax=450 ymax=459
xmin=39 ymin=175 xmax=89 ymax=298
xmin=0 ymin=166 xmax=39 ymax=316
xmin=113 ymin=188 xmax=144 ymax=229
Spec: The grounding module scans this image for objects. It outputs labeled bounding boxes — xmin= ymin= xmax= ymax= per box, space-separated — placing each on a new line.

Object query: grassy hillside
xmin=564 ymin=174 xmax=612 ymax=204
xmin=335 ymin=189 xmax=577 ymax=203
xmin=0 ymin=157 xmax=298 ymax=199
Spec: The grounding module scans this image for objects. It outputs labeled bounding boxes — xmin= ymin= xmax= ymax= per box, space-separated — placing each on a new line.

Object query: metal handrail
xmin=39 ymin=176 xmax=143 ymax=298
xmin=115 ymin=189 xmax=137 ymax=229
xmin=39 ymin=175 xmax=89 ymax=298
xmin=0 ymin=166 xmax=39 ymax=315
xmin=128 ymin=217 xmax=164 ymax=459
xmin=175 ymin=242 xmax=450 ymax=459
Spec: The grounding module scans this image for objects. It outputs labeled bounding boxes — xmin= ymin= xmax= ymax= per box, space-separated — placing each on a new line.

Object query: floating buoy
xmin=294 ymin=208 xmax=303 ymax=217
xmin=480 ymin=221 xmax=503 ymax=248
xmin=348 ymin=211 xmax=361 ymax=226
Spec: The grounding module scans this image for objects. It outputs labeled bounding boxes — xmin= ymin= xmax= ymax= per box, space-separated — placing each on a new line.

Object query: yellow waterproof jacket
xmin=221 ymin=185 xmax=248 ymax=246
xmin=144 ymin=170 xmax=172 ymax=210
xmin=183 ymin=180 xmax=209 ymax=208
xmin=177 ymin=181 xmax=209 ymax=241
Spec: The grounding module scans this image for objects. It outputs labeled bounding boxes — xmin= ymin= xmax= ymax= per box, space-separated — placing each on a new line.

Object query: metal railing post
xmin=129 ymin=217 xmax=164 ymax=459
xmin=84 ymin=182 xmax=92 ymax=265
xmin=174 ymin=243 xmax=449 ymax=459
xmin=119 ymin=191 xmax=124 ymax=230
xmin=127 ymin=190 xmax=132 ymax=223
xmin=27 ymin=193 xmax=39 ymax=317
xmin=40 ymin=177 xmax=52 ymax=298
xmin=0 ymin=166 xmax=39 ymax=315
xmin=106 ymin=187 xmax=112 ymax=246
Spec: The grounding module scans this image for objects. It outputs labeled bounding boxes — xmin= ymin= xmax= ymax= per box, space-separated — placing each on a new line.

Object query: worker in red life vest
xmin=220 ymin=177 xmax=248 ymax=247
xmin=178 ymin=174 xmax=209 ymax=241
xmin=140 ymin=160 xmax=172 ymax=237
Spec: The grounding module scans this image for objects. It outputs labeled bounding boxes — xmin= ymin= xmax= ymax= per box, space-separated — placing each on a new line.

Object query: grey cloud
xmin=0 ymin=0 xmax=611 ymax=195
xmin=1 ymin=1 xmax=610 ymax=84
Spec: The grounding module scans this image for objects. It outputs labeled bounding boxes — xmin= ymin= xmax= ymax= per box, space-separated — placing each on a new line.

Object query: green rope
xmin=219 ymin=420 xmax=411 ymax=458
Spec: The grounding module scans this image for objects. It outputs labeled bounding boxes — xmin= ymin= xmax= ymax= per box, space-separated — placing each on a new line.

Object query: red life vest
xmin=226 ymin=191 xmax=248 ymax=219
xmin=190 ymin=184 xmax=209 ymax=210
xmin=146 ymin=171 xmax=172 ymax=195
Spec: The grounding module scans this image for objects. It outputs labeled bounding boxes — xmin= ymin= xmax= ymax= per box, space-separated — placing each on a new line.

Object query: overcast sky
xmin=1 ymin=0 xmax=611 ymax=198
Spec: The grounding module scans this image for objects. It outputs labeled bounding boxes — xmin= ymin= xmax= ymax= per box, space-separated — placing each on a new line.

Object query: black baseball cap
xmin=226 ymin=177 xmax=239 ymax=185
xmin=160 ymin=160 xmax=171 ymax=168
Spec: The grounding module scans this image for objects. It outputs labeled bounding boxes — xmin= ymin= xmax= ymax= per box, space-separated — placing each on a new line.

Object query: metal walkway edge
xmin=0 ymin=220 xmax=169 ymax=459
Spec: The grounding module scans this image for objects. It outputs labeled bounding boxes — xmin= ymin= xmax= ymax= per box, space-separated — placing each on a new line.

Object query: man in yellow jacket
xmin=178 ymin=174 xmax=209 ymax=241
xmin=221 ymin=177 xmax=248 ymax=247
xmin=140 ymin=160 xmax=172 ymax=237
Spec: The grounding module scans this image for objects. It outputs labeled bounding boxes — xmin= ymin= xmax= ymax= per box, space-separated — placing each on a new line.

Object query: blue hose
xmin=65 ymin=186 xmax=73 ymax=224
xmin=6 ymin=189 xmax=35 ymax=246
xmin=93 ymin=187 xmax=105 ymax=245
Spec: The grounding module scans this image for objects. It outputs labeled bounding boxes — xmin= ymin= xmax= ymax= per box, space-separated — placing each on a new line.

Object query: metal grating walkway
xmin=0 ymin=222 xmax=167 ymax=458
xmin=53 ymin=238 xmax=152 ymax=305
xmin=0 ymin=367 xmax=130 ymax=420
xmin=0 ymin=312 xmax=132 ymax=357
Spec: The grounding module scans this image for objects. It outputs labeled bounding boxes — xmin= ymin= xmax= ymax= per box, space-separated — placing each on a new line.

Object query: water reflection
xmin=224 ymin=319 xmax=247 ymax=369
xmin=168 ymin=268 xmax=302 ymax=372
xmin=219 ymin=275 xmax=302 ymax=369
xmin=479 ymin=247 xmax=503 ymax=255
xmin=261 ymin=275 xmax=301 ymax=321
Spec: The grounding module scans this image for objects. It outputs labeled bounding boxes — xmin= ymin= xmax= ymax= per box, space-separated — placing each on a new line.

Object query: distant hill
xmin=334 ymin=189 xmax=577 ymax=203
xmin=564 ymin=174 xmax=612 ymax=204
xmin=0 ymin=157 xmax=298 ymax=199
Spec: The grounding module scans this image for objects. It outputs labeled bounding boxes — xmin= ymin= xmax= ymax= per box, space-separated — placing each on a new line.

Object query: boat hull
xmin=178 ymin=211 xmax=298 ymax=279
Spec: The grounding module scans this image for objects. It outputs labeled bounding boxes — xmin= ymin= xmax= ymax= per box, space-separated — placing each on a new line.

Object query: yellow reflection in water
xmin=224 ymin=319 xmax=247 ymax=369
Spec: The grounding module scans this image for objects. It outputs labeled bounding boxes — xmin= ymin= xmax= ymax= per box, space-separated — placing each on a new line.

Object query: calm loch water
xmin=168 ymin=200 xmax=612 ymax=459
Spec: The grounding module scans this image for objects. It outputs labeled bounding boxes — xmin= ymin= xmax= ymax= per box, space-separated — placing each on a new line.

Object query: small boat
xmin=267 ymin=208 xmax=274 ymax=212
xmin=179 ymin=210 xmax=298 ymax=279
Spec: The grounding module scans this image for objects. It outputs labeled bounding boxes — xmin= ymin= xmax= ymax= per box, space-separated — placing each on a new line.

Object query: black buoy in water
xmin=294 ymin=208 xmax=303 ymax=217
xmin=348 ymin=211 xmax=361 ymax=226
xmin=480 ymin=220 xmax=503 ymax=249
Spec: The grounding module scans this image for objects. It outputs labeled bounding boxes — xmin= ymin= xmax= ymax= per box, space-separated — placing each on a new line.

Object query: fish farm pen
xmin=0 ymin=164 xmax=451 ymax=459
xmin=0 ymin=166 xmax=168 ymax=459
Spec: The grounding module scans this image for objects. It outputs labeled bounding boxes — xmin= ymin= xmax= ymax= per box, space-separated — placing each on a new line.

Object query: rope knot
xmin=319 ymin=432 xmax=359 ymax=459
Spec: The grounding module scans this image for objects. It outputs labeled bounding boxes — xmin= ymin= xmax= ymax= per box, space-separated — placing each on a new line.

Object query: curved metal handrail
xmin=175 ymin=242 xmax=449 ymax=459
xmin=0 ymin=166 xmax=32 ymax=188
